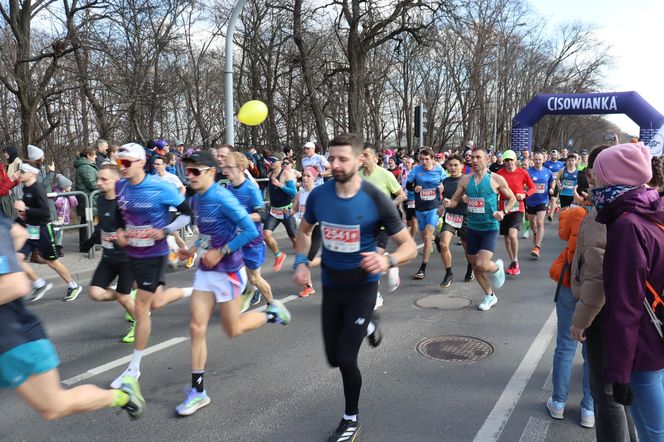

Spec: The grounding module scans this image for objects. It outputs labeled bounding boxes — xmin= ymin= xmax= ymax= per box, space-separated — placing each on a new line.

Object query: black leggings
xmin=322 ymin=282 xmax=377 ymax=415
xmin=307 ymin=224 xmax=322 ymax=261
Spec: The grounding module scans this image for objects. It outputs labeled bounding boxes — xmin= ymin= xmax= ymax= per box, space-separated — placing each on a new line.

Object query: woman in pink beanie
xmin=593 ymin=142 xmax=664 ymax=440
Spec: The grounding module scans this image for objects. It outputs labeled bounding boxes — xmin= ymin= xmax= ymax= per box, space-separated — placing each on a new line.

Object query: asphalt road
xmin=0 ymin=223 xmax=598 ymax=442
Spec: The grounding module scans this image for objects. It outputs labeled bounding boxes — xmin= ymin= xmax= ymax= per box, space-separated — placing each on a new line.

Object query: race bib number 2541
xmin=321 ymin=222 xmax=360 ymax=253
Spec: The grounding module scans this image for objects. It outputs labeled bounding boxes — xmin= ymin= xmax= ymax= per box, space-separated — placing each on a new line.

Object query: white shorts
xmin=193 ymin=267 xmax=247 ymax=303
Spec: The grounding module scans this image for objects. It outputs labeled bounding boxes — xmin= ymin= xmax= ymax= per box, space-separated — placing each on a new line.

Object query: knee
xmin=189 ymin=321 xmax=208 ymax=340
xmin=222 ymin=323 xmax=242 ymax=338
xmin=88 ymin=287 xmax=104 ymax=301
xmin=439 ymin=241 xmax=450 ymax=252
xmin=38 ymin=402 xmax=67 ymax=421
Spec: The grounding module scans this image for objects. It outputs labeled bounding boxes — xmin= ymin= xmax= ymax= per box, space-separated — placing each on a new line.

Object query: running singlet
xmin=96 ymin=195 xmax=129 ymax=262
xmin=0 ymin=217 xmax=47 ymax=355
xmin=303 ymin=180 xmax=403 ymax=287
xmin=559 ymin=169 xmax=579 ymax=197
xmin=543 ymin=160 xmax=564 ymax=175
xmin=116 ymin=174 xmax=185 ymax=258
xmin=526 ymin=167 xmax=554 ymax=207
xmin=408 ymin=164 xmax=447 ymax=211
xmin=268 ymin=169 xmax=294 ymax=208
xmin=227 ymin=179 xmax=265 ymax=248
xmin=192 ymin=184 xmax=257 ymax=273
xmin=465 ymin=173 xmax=499 ymax=231
xmin=442 ymin=176 xmax=467 ymax=216
xmin=296 ymin=188 xmax=310 ymax=220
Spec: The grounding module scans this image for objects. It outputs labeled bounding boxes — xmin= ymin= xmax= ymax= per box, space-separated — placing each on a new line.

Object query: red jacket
xmin=497 ymin=167 xmax=536 ymax=212
xmin=0 ymin=164 xmax=18 ymax=196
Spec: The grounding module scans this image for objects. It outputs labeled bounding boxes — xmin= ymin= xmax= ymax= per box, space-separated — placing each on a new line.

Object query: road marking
xmin=518 ymin=417 xmax=550 ymax=442
xmin=474 ymin=308 xmax=557 ymax=442
xmin=542 ymin=368 xmax=553 ymax=393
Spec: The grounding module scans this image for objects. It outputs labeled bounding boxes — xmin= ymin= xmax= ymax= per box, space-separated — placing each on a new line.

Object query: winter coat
xmin=0 ymin=163 xmax=18 ymax=197
xmin=596 ymin=187 xmax=664 ymax=384
xmin=570 ymin=207 xmax=606 ymax=329
xmin=549 ymin=206 xmax=586 ymax=288
xmin=54 ymin=194 xmax=78 ymax=225
xmin=74 ymin=157 xmax=99 ymax=196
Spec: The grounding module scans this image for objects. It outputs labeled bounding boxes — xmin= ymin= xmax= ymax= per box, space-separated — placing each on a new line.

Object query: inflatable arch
xmin=511 ymin=91 xmax=664 ymax=152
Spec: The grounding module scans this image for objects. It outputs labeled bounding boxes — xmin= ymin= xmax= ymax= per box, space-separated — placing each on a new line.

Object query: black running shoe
xmin=367 ymin=314 xmax=382 ymax=348
xmin=413 ymin=269 xmax=425 ymax=280
xmin=30 ymin=282 xmax=53 ymax=302
xmin=440 ymin=272 xmax=453 ymax=288
xmin=464 ymin=269 xmax=474 ymax=282
xmin=328 ymin=418 xmax=360 ymax=442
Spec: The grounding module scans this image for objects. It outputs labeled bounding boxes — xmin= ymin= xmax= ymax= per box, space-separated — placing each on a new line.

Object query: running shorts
xmin=0 ymin=339 xmax=59 ymax=389
xmin=559 ymin=195 xmax=574 ymax=208
xmin=193 ymin=267 xmax=247 ymax=303
xmin=242 ymin=243 xmax=266 ymax=271
xmin=500 ymin=212 xmax=523 ymax=236
xmin=525 ymin=204 xmax=548 ymax=215
xmin=416 ymin=209 xmax=440 ymax=229
xmin=91 ymin=257 xmax=134 ymax=295
xmin=466 ymin=229 xmax=499 ymax=255
xmin=129 ymin=256 xmax=166 ymax=293
xmin=441 ymin=218 xmax=467 ymax=241
xmin=19 ymin=224 xmax=58 ymax=261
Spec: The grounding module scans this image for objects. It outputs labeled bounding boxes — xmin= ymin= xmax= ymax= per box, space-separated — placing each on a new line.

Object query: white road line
xmin=542 ymin=367 xmax=553 ymax=393
xmin=474 ymin=308 xmax=557 ymax=442
xmin=518 ymin=417 xmax=550 ymax=442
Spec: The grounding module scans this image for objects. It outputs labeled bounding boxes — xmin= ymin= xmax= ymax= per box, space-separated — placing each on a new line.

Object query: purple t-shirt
xmin=116 ymin=174 xmax=184 ymax=258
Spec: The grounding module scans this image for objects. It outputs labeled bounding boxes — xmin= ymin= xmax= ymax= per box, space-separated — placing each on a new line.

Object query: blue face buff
xmin=591 ymin=185 xmax=638 ymax=212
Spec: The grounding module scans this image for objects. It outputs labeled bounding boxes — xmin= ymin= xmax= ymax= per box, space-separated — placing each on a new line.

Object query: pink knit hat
xmin=593 ymin=142 xmax=652 ymax=187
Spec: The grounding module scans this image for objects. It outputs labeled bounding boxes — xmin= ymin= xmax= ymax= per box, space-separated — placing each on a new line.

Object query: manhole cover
xmin=414 ymin=295 xmax=472 ymax=310
xmin=417 ymin=336 xmax=494 ymax=362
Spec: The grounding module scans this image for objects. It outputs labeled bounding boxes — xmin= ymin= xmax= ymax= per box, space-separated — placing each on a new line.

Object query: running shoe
xmin=125 ymin=289 xmax=137 ymax=322
xmin=478 ymin=294 xmax=497 ymax=311
xmin=250 ymin=289 xmax=262 ymax=306
xmin=299 ymin=285 xmax=315 ymax=298
xmin=168 ymin=252 xmax=179 ymax=269
xmin=185 ymin=252 xmax=197 ymax=269
xmin=122 ymin=321 xmax=136 ymax=344
xmin=120 ymin=376 xmax=146 ymax=420
xmin=240 ymin=289 xmax=253 ymax=313
xmin=531 ymin=246 xmax=540 ymax=259
xmin=273 ymin=253 xmax=287 ymax=272
xmin=111 ymin=367 xmax=141 ymax=390
xmin=175 ymin=388 xmax=211 ymax=416
xmin=328 ymin=418 xmax=360 ymax=442
xmin=489 ymin=259 xmax=505 ymax=290
xmin=505 ymin=262 xmax=515 ymax=276
xmin=367 ymin=313 xmax=382 ymax=348
xmin=374 ymin=291 xmax=383 ymax=310
xmin=184 ymin=226 xmax=194 ymax=238
xmin=266 ymin=299 xmax=291 ymax=325
xmin=386 ymin=266 xmax=400 ymax=292
xmin=440 ymin=272 xmax=453 ymax=288
xmin=63 ymin=285 xmax=83 ymax=302
xmin=30 ymin=282 xmax=53 ymax=302
xmin=547 ymin=214 xmax=553 ymax=222
xmin=546 ymin=397 xmax=564 ymax=419
xmin=522 ymin=229 xmax=530 ymax=239
xmin=464 ymin=267 xmax=474 ymax=282
xmin=580 ymin=407 xmax=595 ymax=428
xmin=413 ymin=269 xmax=425 ymax=280
xmin=512 ymin=262 xmax=521 ymax=276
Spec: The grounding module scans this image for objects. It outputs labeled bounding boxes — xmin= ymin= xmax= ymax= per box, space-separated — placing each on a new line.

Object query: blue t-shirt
xmin=227 ymin=179 xmax=265 ymax=249
xmin=526 ymin=167 xmax=554 ymax=207
xmin=116 ymin=174 xmax=185 ymax=258
xmin=559 ymin=169 xmax=579 ymax=197
xmin=303 ymin=180 xmax=403 ymax=287
xmin=543 ymin=160 xmax=564 ymax=175
xmin=192 ymin=184 xmax=257 ymax=273
xmin=407 ymin=164 xmax=447 ymax=211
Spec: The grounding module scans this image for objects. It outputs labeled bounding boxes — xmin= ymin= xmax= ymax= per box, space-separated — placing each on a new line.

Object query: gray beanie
xmin=28 ymin=144 xmax=44 ymax=161
xmin=56 ymin=174 xmax=72 ymax=189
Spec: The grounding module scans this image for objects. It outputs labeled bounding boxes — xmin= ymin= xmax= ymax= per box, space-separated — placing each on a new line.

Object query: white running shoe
xmin=110 ymin=367 xmax=141 ymax=389
xmin=387 ymin=267 xmax=400 ymax=292
xmin=522 ymin=230 xmax=530 ymax=239
xmin=478 ymin=294 xmax=497 ymax=311
xmin=374 ymin=291 xmax=384 ymax=310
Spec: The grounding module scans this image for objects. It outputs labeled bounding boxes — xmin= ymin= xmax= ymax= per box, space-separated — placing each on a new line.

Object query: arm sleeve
xmin=281 ymin=180 xmax=297 ymax=197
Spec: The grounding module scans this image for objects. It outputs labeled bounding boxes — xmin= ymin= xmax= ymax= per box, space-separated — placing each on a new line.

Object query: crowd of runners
xmin=2 ymin=136 xmax=664 ymax=441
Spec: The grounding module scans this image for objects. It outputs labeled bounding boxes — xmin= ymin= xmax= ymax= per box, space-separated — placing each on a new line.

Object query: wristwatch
xmin=387 ymin=253 xmax=398 ymax=268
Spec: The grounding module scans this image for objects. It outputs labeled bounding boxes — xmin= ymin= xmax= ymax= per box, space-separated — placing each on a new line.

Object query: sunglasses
xmin=118 ymin=159 xmax=139 ymax=168
xmin=282 ymin=161 xmax=290 ymax=166
xmin=185 ymin=167 xmax=212 ymax=176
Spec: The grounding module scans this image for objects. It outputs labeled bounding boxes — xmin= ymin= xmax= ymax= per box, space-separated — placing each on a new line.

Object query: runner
xmin=360 ymin=145 xmax=406 ymax=305
xmin=443 ymin=147 xmax=516 ymax=311
xmin=109 ymin=143 xmax=194 ymax=389
xmin=263 ymin=152 xmax=296 ymax=271
xmin=0 ymin=217 xmax=145 ymax=421
xmin=301 ymin=141 xmax=330 ymax=186
xmin=292 ymin=166 xmax=322 ymax=298
xmin=174 ymin=150 xmax=290 ymax=416
xmin=407 ymin=148 xmax=447 ymax=280
xmin=438 ymin=154 xmax=473 ymax=287
xmin=544 ymin=149 xmax=565 ymax=221
xmin=401 ymin=156 xmax=418 ymax=238
xmin=82 ymin=164 xmax=137 ymax=343
xmin=293 ymin=133 xmax=417 ymax=442
xmin=577 ymin=149 xmax=589 ymax=171
xmin=525 ymin=152 xmax=555 ymax=259
xmin=14 ymin=162 xmax=83 ymax=302
xmin=556 ymin=153 xmax=579 ymax=208
xmin=496 ymin=150 xmax=536 ymax=276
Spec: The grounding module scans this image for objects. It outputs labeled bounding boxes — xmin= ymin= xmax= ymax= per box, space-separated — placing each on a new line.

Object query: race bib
xmin=467 ymin=197 xmax=485 ymax=214
xmin=321 ymin=222 xmax=360 ymax=253
xmin=420 ymin=188 xmax=436 ymax=201
xmin=445 ymin=213 xmax=464 ymax=229
xmin=536 ymin=183 xmax=546 ymax=194
xmin=126 ymin=225 xmax=155 ymax=247
xmin=27 ymin=225 xmax=40 ymax=240
xmin=270 ymin=207 xmax=289 ymax=219
xmin=562 ymin=179 xmax=575 ymax=190
xmin=101 ymin=230 xmax=117 ymax=249
xmin=195 ymin=234 xmax=211 ymax=251
xmin=406 ymin=200 xmax=415 ymax=209
xmin=299 ymin=204 xmax=306 ymax=214
xmin=508 ymin=204 xmax=520 ymax=213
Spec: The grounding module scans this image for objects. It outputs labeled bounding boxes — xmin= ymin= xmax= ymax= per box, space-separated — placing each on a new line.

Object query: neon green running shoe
xmin=122 ymin=321 xmax=136 ymax=343
xmin=120 ymin=376 xmax=146 ymax=420
xmin=266 ymin=299 xmax=291 ymax=325
xmin=124 ymin=289 xmax=137 ymax=322
xmin=240 ymin=287 xmax=254 ymax=313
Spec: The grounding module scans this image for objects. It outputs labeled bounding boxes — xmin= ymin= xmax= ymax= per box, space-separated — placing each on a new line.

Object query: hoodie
xmin=596 ymin=187 xmax=664 ymax=384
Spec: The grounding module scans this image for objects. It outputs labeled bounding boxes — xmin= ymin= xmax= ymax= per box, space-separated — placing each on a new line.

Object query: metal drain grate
xmin=417 ymin=336 xmax=494 ymax=362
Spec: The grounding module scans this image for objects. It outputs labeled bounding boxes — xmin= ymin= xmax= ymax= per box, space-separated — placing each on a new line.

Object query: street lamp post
xmin=224 ymin=0 xmax=249 ymax=146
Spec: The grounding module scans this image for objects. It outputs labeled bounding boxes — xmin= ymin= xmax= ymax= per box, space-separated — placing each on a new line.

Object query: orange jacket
xmin=549 ymin=207 xmax=587 ymax=287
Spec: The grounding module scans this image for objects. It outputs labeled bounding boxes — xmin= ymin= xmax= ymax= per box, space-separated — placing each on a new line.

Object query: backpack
xmin=253 ymin=153 xmax=268 ymax=179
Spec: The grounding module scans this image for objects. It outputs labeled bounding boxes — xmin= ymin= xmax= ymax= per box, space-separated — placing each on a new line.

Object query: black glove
xmin=612 ymin=382 xmax=634 ymax=405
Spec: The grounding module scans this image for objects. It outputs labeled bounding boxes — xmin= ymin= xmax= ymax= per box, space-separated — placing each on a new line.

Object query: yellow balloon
xmin=238 ymin=100 xmax=268 ymax=126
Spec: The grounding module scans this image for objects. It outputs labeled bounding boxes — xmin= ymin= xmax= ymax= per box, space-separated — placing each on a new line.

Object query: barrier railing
xmin=46 ymin=190 xmax=94 ymax=259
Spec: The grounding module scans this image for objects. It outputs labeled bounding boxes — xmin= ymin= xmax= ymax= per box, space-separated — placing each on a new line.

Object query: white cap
xmin=20 ymin=163 xmax=40 ymax=174
xmin=118 ymin=143 xmax=146 ymax=161
xmin=303 ymin=141 xmax=315 ymax=149
xmin=27 ymin=144 xmax=44 ymax=161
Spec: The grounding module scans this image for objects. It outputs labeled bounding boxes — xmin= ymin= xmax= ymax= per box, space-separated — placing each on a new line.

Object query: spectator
xmin=0 ymin=146 xmax=19 ymax=219
xmin=27 ymin=144 xmax=56 ymax=221
xmin=4 ymin=145 xmax=22 ymax=201
xmin=143 ymin=140 xmax=157 ymax=173
xmin=648 ymin=156 xmax=664 ymax=196
xmin=53 ymin=174 xmax=78 ymax=257
xmin=173 ymin=140 xmax=188 ymax=185
xmin=74 ymin=147 xmax=99 ymax=251
xmin=593 ymin=142 xmax=664 ymax=440
xmin=301 ymin=141 xmax=330 ymax=186
xmin=95 ymin=139 xmax=110 ymax=167
xmin=108 ymin=144 xmax=120 ymax=165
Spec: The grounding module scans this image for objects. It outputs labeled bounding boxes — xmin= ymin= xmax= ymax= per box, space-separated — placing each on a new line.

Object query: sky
xmin=528 ymin=0 xmax=664 ymax=135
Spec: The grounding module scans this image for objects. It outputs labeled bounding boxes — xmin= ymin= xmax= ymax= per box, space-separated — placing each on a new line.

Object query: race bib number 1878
xmin=321 ymin=222 xmax=360 ymax=253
